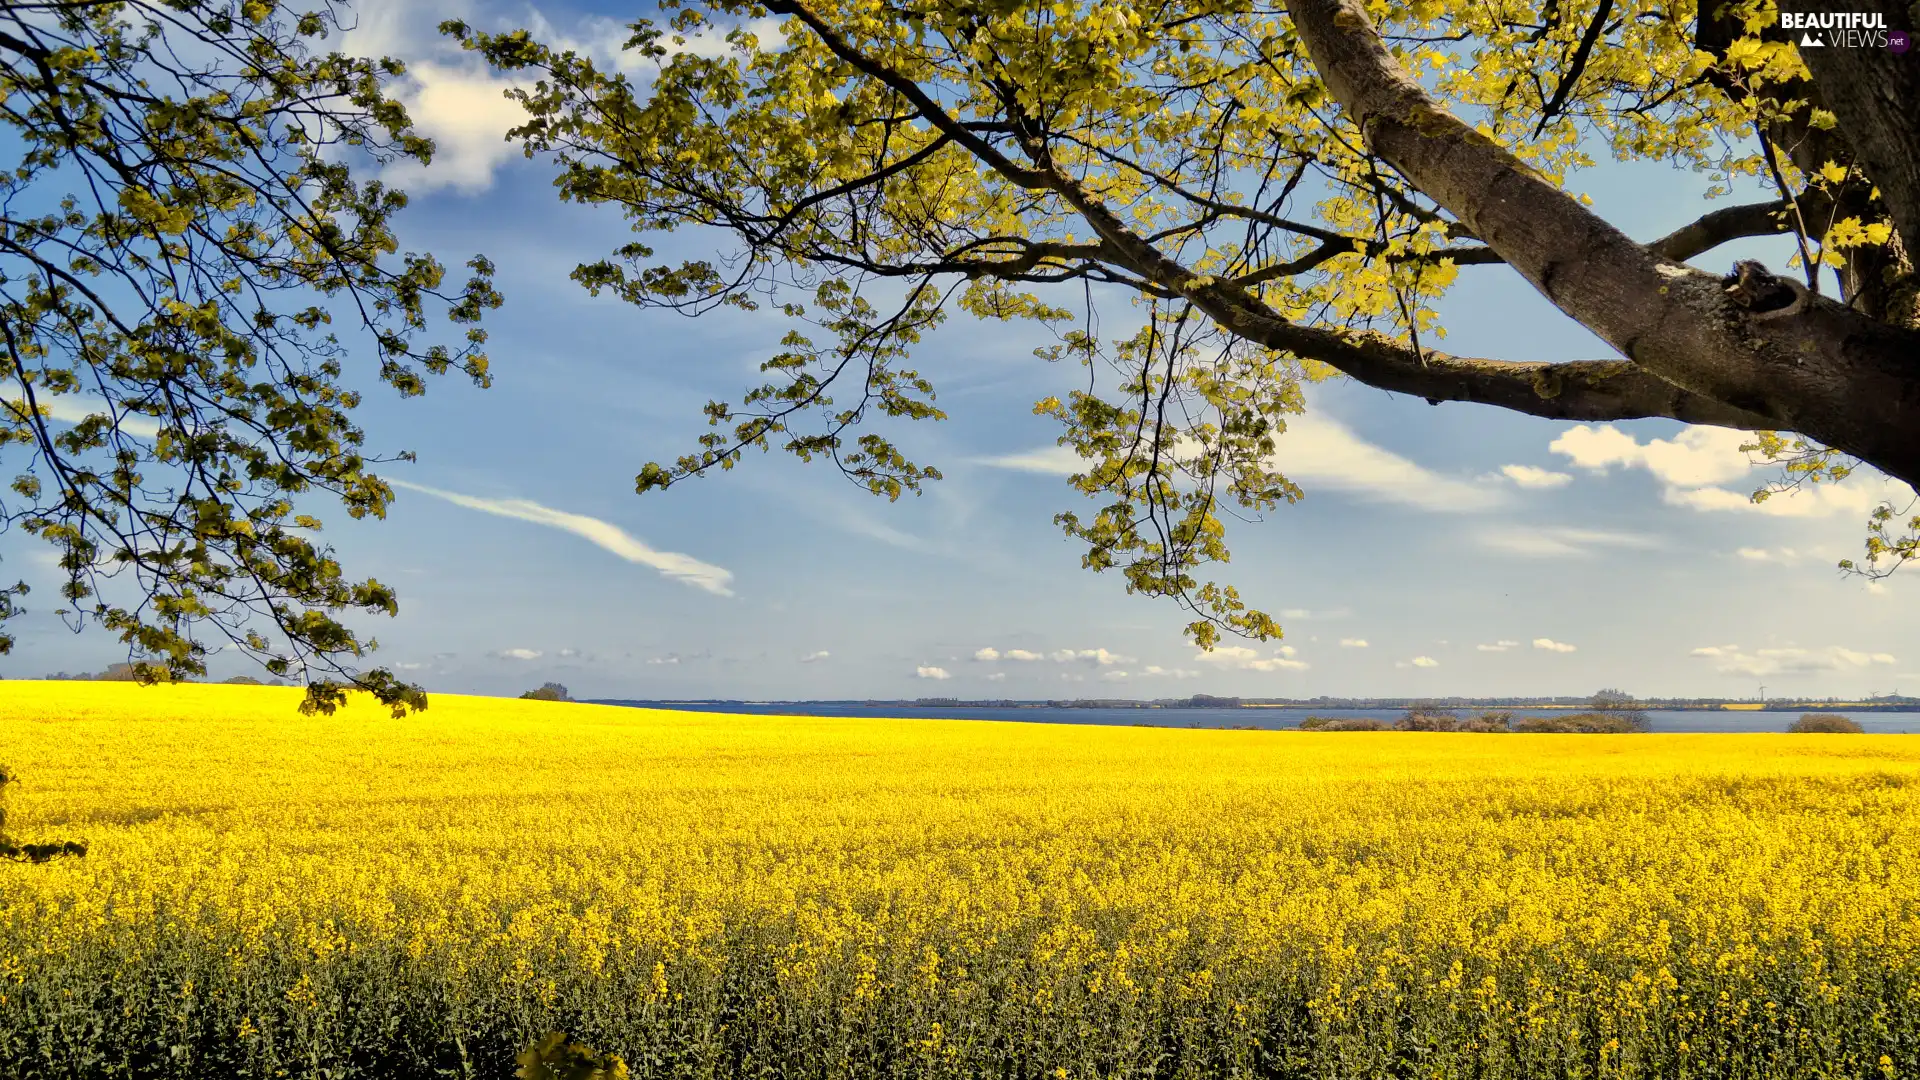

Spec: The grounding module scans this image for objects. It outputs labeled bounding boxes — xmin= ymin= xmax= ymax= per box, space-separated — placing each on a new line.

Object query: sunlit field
xmin=2 ymin=682 xmax=1918 ymax=1079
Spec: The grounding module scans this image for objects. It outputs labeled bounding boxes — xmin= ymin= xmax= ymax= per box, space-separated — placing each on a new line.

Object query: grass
xmin=2 ymin=681 xmax=1919 ymax=1078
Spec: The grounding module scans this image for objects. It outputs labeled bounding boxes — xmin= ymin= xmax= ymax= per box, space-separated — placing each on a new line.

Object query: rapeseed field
xmin=1 ymin=681 xmax=1917 ymax=1078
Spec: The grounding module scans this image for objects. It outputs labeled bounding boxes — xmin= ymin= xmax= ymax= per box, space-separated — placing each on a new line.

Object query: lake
xmin=590 ymin=701 xmax=1920 ymax=734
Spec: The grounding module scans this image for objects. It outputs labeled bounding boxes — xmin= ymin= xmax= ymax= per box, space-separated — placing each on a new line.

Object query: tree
xmin=452 ymin=0 xmax=1917 ymax=646
xmin=520 ymin=682 xmax=573 ymax=701
xmin=0 ymin=1 xmax=500 ymax=713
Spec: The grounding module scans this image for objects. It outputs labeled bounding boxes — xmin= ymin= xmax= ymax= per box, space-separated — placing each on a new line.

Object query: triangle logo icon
xmin=1799 ymin=30 xmax=1824 ymax=46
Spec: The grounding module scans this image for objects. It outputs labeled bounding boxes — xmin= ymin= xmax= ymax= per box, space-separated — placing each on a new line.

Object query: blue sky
xmin=2 ymin=0 xmax=1915 ymax=700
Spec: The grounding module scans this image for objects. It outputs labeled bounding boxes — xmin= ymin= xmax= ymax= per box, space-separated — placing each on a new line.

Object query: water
xmin=590 ymin=701 xmax=1920 ymax=734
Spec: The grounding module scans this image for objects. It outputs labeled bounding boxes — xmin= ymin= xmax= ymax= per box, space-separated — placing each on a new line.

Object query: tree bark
xmin=1285 ymin=0 xmax=1920 ymax=490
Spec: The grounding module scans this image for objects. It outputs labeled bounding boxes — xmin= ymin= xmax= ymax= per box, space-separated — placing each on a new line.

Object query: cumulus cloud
xmin=1339 ymin=638 xmax=1370 ymax=648
xmin=1550 ymin=423 xmax=1902 ymax=519
xmin=391 ymin=480 xmax=735 ymax=596
xmin=495 ymin=648 xmax=541 ymax=661
xmin=1397 ymin=656 xmax=1440 ymax=668
xmin=1051 ymin=648 xmax=1135 ymax=666
xmin=1141 ymin=665 xmax=1203 ymax=679
xmin=1690 ymin=644 xmax=1897 ymax=676
xmin=1194 ymin=646 xmax=1309 ymax=672
xmin=800 ymin=650 xmax=831 ymax=663
xmin=915 ymin=665 xmax=952 ymax=680
xmin=1480 ymin=526 xmax=1659 ymax=558
xmin=973 ymin=647 xmax=1000 ymax=661
xmin=1476 ymin=640 xmax=1521 ymax=652
xmin=1498 ymin=464 xmax=1574 ymax=489
xmin=1550 ymin=425 xmax=1754 ymax=486
xmin=1532 ymin=638 xmax=1578 ymax=653
xmin=1005 ymin=649 xmax=1044 ymax=661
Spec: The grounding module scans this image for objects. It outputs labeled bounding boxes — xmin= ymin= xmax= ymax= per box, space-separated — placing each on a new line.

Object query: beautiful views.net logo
xmin=1778 ymin=10 xmax=1911 ymax=51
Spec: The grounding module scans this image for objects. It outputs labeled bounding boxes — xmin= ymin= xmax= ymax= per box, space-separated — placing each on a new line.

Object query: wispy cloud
xmin=1480 ymin=526 xmax=1659 ymax=558
xmin=1339 ymin=638 xmax=1370 ymax=648
xmin=5 ymin=395 xmax=164 ymax=439
xmin=1532 ymin=638 xmax=1577 ymax=653
xmin=1497 ymin=464 xmax=1574 ymax=489
xmin=975 ymin=413 xmax=1504 ymax=512
xmin=392 ymin=480 xmax=735 ymax=596
xmin=1690 ymin=644 xmax=1896 ymax=676
xmin=800 ymin=650 xmax=831 ymax=663
xmin=1476 ymin=640 xmax=1520 ymax=652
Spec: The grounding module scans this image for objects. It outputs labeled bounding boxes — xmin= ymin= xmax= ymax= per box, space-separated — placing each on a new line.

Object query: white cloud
xmin=1271 ymin=414 xmax=1505 ymax=512
xmin=800 ymin=650 xmax=831 ymax=663
xmin=1339 ymin=638 xmax=1370 ymax=648
xmin=1532 ymin=638 xmax=1578 ymax=653
xmin=915 ymin=665 xmax=952 ymax=680
xmin=1550 ymin=425 xmax=1754 ymax=486
xmin=1664 ymin=482 xmax=1883 ymax=518
xmin=338 ymin=3 xmax=786 ymax=194
xmin=646 ymin=654 xmax=680 ymax=665
xmin=1690 ymin=644 xmax=1897 ymax=676
xmin=1476 ymin=640 xmax=1521 ymax=652
xmin=1480 ymin=526 xmax=1659 ymax=558
xmin=391 ymin=480 xmax=735 ymax=596
xmin=4 ymin=395 xmax=165 ymax=440
xmin=976 ymin=412 xmax=1504 ymax=512
xmin=1004 ymin=649 xmax=1044 ymax=662
xmin=1550 ymin=423 xmax=1902 ymax=520
xmin=495 ymin=647 xmax=541 ymax=661
xmin=1281 ymin=608 xmax=1313 ymax=619
xmin=973 ymin=647 xmax=1001 ymax=661
xmin=1141 ymin=665 xmax=1203 ymax=679
xmin=1498 ymin=464 xmax=1574 ymax=489
xmin=1405 ymin=656 xmax=1440 ymax=668
xmin=1735 ymin=547 xmax=1797 ymax=562
xmin=986 ymin=671 xmax=1007 ymax=681
xmin=1100 ymin=670 xmax=1130 ymax=682
xmin=1050 ymin=648 xmax=1134 ymax=666
xmin=1194 ymin=646 xmax=1308 ymax=672
xmin=556 ymin=648 xmax=580 ymax=658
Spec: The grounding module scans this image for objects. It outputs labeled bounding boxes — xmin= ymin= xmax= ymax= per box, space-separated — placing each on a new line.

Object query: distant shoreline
xmin=593 ymin=698 xmax=1920 ymax=714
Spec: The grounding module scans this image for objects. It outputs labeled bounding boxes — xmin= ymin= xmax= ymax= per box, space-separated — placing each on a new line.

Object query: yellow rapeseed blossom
xmin=2 ymin=681 xmax=1918 ymax=1077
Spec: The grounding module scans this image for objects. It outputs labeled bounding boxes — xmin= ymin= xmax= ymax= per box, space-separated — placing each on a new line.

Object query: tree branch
xmin=1647 ymin=199 xmax=1791 ymax=262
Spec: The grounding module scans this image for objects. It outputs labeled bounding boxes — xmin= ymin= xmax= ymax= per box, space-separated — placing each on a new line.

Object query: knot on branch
xmin=1723 ymin=260 xmax=1808 ymax=319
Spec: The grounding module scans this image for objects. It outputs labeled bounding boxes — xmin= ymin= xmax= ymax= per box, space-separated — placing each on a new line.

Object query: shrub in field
xmin=520 ymin=683 xmax=574 ymax=702
xmin=1461 ymin=710 xmax=1514 ymax=732
xmin=1789 ymin=713 xmax=1865 ymax=733
xmin=1298 ymin=716 xmax=1387 ymax=731
xmin=1397 ymin=708 xmax=1462 ymax=731
xmin=1515 ymin=712 xmax=1650 ymax=734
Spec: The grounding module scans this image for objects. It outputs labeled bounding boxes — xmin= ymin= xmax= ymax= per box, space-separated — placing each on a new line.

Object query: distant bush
xmin=1788 ymin=713 xmax=1864 ymax=733
xmin=1461 ymin=710 xmax=1514 ymax=733
xmin=1396 ymin=708 xmax=1461 ymax=732
xmin=520 ymin=682 xmax=573 ymax=702
xmin=1298 ymin=716 xmax=1387 ymax=731
xmin=1515 ymin=711 xmax=1650 ymax=734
